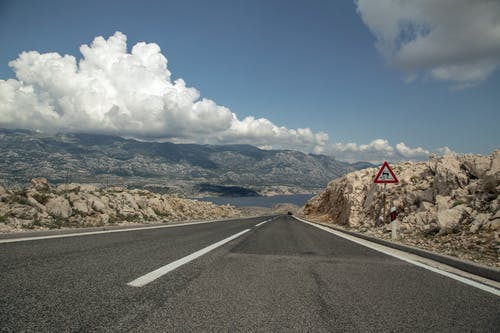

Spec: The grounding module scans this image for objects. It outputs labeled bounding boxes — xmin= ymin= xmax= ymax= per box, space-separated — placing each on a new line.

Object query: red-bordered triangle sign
xmin=374 ymin=162 xmax=399 ymax=184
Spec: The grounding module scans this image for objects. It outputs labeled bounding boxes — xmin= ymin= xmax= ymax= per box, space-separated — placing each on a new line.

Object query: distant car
xmin=287 ymin=211 xmax=293 ymax=215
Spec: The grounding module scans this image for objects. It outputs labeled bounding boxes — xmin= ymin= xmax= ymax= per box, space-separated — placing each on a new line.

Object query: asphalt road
xmin=1 ymin=216 xmax=499 ymax=332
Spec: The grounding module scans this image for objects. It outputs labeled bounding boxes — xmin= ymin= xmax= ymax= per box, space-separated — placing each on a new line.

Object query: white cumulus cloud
xmin=355 ymin=0 xmax=500 ymax=88
xmin=331 ymin=139 xmax=450 ymax=163
xmin=0 ymin=32 xmax=328 ymax=152
xmin=395 ymin=142 xmax=429 ymax=159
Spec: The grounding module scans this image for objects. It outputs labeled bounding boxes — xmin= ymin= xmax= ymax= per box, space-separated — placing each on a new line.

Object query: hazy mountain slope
xmin=0 ymin=129 xmax=368 ymax=195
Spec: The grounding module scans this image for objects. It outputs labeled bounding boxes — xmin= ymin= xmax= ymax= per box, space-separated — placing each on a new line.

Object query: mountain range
xmin=0 ymin=129 xmax=373 ymax=196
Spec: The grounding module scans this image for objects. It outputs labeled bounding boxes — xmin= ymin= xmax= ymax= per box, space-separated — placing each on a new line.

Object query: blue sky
xmin=0 ymin=0 xmax=499 ymax=162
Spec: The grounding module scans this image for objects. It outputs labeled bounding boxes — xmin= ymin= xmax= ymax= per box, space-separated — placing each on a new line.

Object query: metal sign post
xmin=374 ymin=162 xmax=399 ymax=228
xmin=390 ymin=206 xmax=397 ymax=239
xmin=382 ymin=183 xmax=386 ymax=225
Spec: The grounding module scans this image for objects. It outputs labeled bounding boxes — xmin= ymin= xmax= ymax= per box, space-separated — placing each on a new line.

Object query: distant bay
xmin=194 ymin=194 xmax=315 ymax=208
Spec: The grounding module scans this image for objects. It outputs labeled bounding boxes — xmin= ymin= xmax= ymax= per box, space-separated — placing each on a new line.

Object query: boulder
xmin=56 ymin=183 xmax=81 ymax=193
xmin=79 ymin=184 xmax=99 ymax=192
xmin=436 ymin=205 xmax=466 ymax=235
xmin=486 ymin=150 xmax=500 ymax=178
xmin=107 ymin=186 xmax=125 ymax=193
xmin=470 ymin=213 xmax=489 ymax=233
xmin=436 ymin=195 xmax=451 ymax=211
xmin=413 ymin=211 xmax=428 ymax=226
xmin=121 ymin=193 xmax=140 ymax=210
xmin=143 ymin=207 xmax=158 ymax=219
xmin=0 ymin=202 xmax=9 ymax=216
xmin=30 ymin=177 xmax=51 ymax=192
xmin=486 ymin=220 xmax=500 ymax=232
xmin=66 ymin=193 xmax=80 ymax=204
xmin=418 ymin=201 xmax=435 ymax=213
xmin=416 ymin=188 xmax=434 ymax=203
xmin=91 ymin=198 xmax=106 ymax=213
xmin=490 ymin=198 xmax=499 ymax=212
xmin=9 ymin=204 xmax=38 ymax=220
xmin=462 ymin=155 xmax=491 ymax=179
xmin=72 ymin=200 xmax=90 ymax=215
xmin=148 ymin=196 xmax=172 ymax=216
xmin=490 ymin=210 xmax=500 ymax=221
xmin=479 ymin=174 xmax=498 ymax=198
xmin=46 ymin=197 xmax=72 ymax=218
xmin=433 ymin=155 xmax=468 ymax=195
xmin=7 ymin=217 xmax=33 ymax=228
xmin=422 ymin=222 xmax=439 ymax=235
xmin=27 ymin=197 xmax=46 ymax=211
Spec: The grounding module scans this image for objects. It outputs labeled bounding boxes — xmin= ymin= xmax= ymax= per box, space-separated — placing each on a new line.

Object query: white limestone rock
xmin=470 ymin=213 xmax=489 ymax=233
xmin=30 ymin=177 xmax=51 ymax=192
xmin=45 ymin=197 xmax=72 ymax=218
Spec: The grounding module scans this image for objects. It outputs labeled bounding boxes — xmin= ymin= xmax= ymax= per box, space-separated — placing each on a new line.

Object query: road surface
xmin=1 ymin=215 xmax=499 ymax=332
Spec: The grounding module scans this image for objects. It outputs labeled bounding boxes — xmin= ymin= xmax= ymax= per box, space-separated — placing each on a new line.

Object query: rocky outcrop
xmin=0 ymin=179 xmax=238 ymax=232
xmin=303 ymin=151 xmax=500 ymax=267
xmin=45 ymin=197 xmax=72 ymax=218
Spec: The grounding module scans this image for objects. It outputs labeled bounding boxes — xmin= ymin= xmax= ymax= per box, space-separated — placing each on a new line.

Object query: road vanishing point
xmin=1 ymin=216 xmax=499 ymax=332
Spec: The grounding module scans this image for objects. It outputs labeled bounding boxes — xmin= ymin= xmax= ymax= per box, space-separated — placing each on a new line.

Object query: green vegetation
xmin=452 ymin=200 xmax=466 ymax=208
xmin=32 ymin=193 xmax=50 ymax=204
xmin=153 ymin=208 xmax=170 ymax=217
xmin=24 ymin=218 xmax=43 ymax=230
xmin=9 ymin=189 xmax=29 ymax=205
xmin=47 ymin=215 xmax=75 ymax=229
xmin=108 ymin=215 xmax=120 ymax=225
xmin=37 ymin=186 xmax=50 ymax=194
xmin=118 ymin=213 xmax=141 ymax=222
xmin=107 ymin=213 xmax=142 ymax=225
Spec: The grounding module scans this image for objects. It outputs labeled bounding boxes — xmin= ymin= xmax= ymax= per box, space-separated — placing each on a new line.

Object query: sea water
xmin=195 ymin=194 xmax=315 ymax=208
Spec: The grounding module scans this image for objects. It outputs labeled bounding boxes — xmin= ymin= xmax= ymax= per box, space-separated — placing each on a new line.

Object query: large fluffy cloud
xmin=330 ymin=139 xmax=452 ymax=163
xmin=0 ymin=32 xmax=328 ymax=152
xmin=356 ymin=0 xmax=500 ymax=88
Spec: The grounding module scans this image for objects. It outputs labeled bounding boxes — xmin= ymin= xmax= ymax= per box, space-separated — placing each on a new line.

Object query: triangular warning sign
xmin=374 ymin=162 xmax=399 ymax=184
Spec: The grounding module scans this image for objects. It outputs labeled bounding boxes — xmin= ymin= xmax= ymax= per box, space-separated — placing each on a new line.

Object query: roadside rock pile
xmin=0 ymin=178 xmax=237 ymax=232
xmin=302 ymin=151 xmax=500 ymax=266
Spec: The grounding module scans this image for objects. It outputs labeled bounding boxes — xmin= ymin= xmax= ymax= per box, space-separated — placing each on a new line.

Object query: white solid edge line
xmin=127 ymin=228 xmax=251 ymax=287
xmin=0 ymin=219 xmax=237 ymax=244
xmin=294 ymin=216 xmax=500 ymax=297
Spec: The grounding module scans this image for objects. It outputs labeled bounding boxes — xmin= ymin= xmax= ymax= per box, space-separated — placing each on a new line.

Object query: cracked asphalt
xmin=1 ymin=215 xmax=499 ymax=332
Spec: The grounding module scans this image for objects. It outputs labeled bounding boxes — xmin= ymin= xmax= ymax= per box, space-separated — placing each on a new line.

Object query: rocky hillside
xmin=303 ymin=151 xmax=500 ymax=267
xmin=0 ymin=178 xmax=237 ymax=232
xmin=0 ymin=129 xmax=370 ymax=196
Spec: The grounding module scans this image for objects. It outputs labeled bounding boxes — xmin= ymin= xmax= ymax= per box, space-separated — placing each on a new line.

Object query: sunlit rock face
xmin=303 ymin=151 xmax=500 ymax=266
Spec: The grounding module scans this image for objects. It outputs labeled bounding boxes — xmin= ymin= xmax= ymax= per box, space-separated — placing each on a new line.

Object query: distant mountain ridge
xmin=0 ymin=129 xmax=374 ymax=195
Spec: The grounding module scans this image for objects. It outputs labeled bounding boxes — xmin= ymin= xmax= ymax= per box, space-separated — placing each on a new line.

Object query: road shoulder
xmin=294 ymin=215 xmax=500 ymax=293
